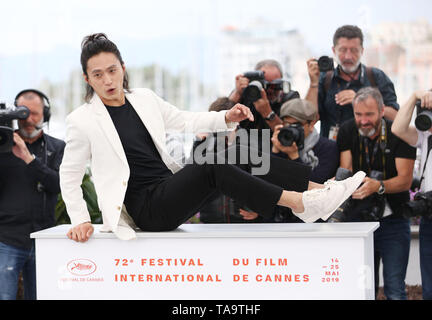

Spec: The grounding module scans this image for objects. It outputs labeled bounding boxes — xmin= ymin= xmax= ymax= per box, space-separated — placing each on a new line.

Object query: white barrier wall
xmin=31 ymin=223 xmax=379 ymax=300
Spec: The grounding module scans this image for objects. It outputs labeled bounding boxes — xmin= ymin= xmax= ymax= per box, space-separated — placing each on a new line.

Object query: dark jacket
xmin=0 ymin=133 xmax=65 ymax=249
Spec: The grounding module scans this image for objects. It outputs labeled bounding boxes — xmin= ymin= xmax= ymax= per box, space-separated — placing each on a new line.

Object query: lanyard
xmin=359 ymin=120 xmax=387 ymax=179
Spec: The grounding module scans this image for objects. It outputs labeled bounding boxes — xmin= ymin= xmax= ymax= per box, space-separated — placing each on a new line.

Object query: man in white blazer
xmin=60 ymin=33 xmax=365 ymax=243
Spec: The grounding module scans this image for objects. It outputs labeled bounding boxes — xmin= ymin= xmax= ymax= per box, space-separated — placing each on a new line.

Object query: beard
xmin=358 ymin=127 xmax=376 ymax=138
xmin=357 ymin=119 xmax=381 ymax=138
xmin=18 ymin=119 xmax=44 ymax=139
xmin=334 ymin=55 xmax=361 ymax=74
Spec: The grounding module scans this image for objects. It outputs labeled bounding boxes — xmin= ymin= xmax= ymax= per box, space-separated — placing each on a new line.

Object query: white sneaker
xmin=293 ymin=171 xmax=366 ymax=223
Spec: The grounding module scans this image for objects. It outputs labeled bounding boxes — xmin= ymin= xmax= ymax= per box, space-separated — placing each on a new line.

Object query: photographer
xmin=392 ymin=89 xmax=432 ymax=300
xmin=0 ymin=89 xmax=65 ymax=300
xmin=271 ymin=98 xmax=339 ymax=184
xmin=305 ymin=25 xmax=399 ymax=140
xmin=238 ymin=99 xmax=339 ymax=223
xmin=337 ymin=87 xmax=416 ymax=300
xmin=229 ymin=59 xmax=299 ymax=132
xmin=192 ymin=97 xmax=275 ymax=224
xmin=191 ymin=97 xmax=240 ymax=223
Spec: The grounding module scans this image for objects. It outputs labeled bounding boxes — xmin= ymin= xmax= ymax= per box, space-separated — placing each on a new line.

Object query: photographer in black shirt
xmin=336 ymin=87 xmax=415 ymax=300
xmin=0 ymin=89 xmax=65 ymax=300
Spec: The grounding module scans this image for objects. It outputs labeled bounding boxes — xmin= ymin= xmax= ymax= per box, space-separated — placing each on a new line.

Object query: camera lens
xmin=242 ymin=81 xmax=264 ymax=104
xmin=415 ymin=111 xmax=432 ymax=131
xmin=278 ymin=127 xmax=296 ymax=147
xmin=318 ymin=56 xmax=334 ymax=73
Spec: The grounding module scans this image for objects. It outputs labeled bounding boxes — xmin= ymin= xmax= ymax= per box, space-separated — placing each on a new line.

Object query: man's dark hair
xmin=333 ymin=25 xmax=364 ymax=47
xmin=208 ymin=97 xmax=235 ymax=112
xmin=80 ymin=33 xmax=131 ymax=102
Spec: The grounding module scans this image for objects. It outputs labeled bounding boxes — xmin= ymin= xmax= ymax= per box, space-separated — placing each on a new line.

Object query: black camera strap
xmin=419 ymin=135 xmax=432 ymax=189
xmin=359 ymin=119 xmax=388 ymax=179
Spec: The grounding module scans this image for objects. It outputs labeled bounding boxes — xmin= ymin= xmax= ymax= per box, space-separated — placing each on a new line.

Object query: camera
xmin=328 ymin=169 xmax=385 ymax=222
xmin=415 ymin=100 xmax=432 ymax=131
xmin=317 ymin=56 xmax=334 ymax=73
xmin=277 ymin=123 xmax=305 ymax=150
xmin=238 ymin=70 xmax=298 ymax=132
xmin=241 ymin=71 xmax=266 ymax=105
xmin=327 ymin=168 xmax=354 ymax=223
xmin=0 ymin=103 xmax=30 ymax=153
xmin=401 ymin=191 xmax=432 ymax=219
xmin=240 ymin=71 xmax=291 ymax=106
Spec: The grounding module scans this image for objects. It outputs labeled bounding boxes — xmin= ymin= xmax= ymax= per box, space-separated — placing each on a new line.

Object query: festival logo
xmin=67 ymin=259 xmax=97 ymax=276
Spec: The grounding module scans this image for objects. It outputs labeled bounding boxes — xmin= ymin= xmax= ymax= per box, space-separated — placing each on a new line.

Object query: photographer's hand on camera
xmin=307 ymin=58 xmax=320 ymax=88
xmin=416 ymin=90 xmax=432 ymax=109
xmin=271 ymin=124 xmax=300 ymax=160
xmin=305 ymin=58 xmax=320 ymax=111
xmin=12 ymin=132 xmax=35 ymax=164
xmin=393 ymin=89 xmax=432 ymax=147
xmin=352 ymin=177 xmax=380 ymax=200
xmin=229 ymin=74 xmax=250 ymax=103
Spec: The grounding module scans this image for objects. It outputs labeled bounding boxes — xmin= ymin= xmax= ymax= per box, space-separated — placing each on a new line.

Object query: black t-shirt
xmin=105 ymin=99 xmax=173 ymax=215
xmin=337 ymin=119 xmax=416 ymax=217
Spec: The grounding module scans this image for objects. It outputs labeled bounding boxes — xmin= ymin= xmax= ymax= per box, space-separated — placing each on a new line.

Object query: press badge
xmin=329 ymin=125 xmax=340 ymax=141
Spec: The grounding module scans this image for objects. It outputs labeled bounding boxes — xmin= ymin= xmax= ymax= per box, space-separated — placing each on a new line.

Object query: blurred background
xmin=1 ymin=0 xmax=432 ymax=140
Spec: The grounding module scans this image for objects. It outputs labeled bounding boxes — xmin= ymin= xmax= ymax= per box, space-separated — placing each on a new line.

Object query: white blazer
xmin=59 ymin=88 xmax=236 ymax=240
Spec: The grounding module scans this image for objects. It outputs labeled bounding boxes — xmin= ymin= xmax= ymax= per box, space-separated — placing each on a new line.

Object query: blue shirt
xmin=318 ymin=64 xmax=399 ymax=138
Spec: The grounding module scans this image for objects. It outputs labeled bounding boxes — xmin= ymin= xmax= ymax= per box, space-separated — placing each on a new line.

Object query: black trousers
xmin=130 ymin=145 xmax=312 ymax=231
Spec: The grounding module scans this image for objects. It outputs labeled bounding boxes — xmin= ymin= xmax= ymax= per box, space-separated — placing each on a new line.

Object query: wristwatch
xmin=377 ymin=181 xmax=385 ymax=195
xmin=264 ymin=111 xmax=276 ymax=121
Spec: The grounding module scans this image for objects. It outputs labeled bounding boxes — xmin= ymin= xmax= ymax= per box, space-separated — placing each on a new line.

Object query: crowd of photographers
xmin=192 ymin=25 xmax=432 ymax=300
xmin=0 ymin=24 xmax=432 ymax=300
